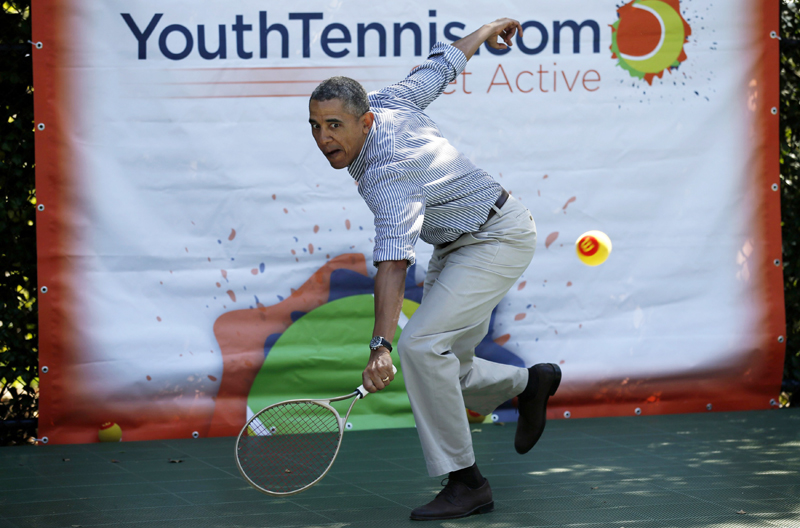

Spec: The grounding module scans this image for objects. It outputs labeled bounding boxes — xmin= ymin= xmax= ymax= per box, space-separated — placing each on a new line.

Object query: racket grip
xmin=355 ymin=365 xmax=397 ymax=398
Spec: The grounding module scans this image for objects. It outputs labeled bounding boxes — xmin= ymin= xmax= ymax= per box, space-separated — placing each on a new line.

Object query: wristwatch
xmin=369 ymin=336 xmax=393 ymax=353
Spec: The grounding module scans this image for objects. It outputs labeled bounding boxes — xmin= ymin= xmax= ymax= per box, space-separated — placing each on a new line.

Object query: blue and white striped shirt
xmin=348 ymin=42 xmax=502 ymax=267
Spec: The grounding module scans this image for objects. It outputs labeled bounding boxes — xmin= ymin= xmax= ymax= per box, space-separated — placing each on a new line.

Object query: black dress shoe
xmin=515 ymin=363 xmax=562 ymax=454
xmin=410 ymin=478 xmax=494 ymax=521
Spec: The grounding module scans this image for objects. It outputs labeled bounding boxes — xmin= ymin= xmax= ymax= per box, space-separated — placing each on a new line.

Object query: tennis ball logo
xmin=610 ymin=0 xmax=692 ymax=84
xmin=98 ymin=422 xmax=122 ymax=442
xmin=576 ymin=231 xmax=612 ymax=266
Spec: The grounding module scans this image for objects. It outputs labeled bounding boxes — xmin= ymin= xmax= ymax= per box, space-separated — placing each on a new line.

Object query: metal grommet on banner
xmin=345 ymin=422 xmax=353 ymax=430
xmin=778 ymin=335 xmax=785 ymax=343
xmin=770 ymin=107 xmax=778 ymax=115
xmin=37 ymin=123 xmax=45 ymax=131
xmin=192 ymin=431 xmax=199 ymax=439
xmin=563 ymin=411 xmax=571 ymax=419
xmin=28 ymin=40 xmax=43 ymax=49
xmin=491 ymin=414 xmax=499 ymax=423
xmin=770 ymin=31 xmax=780 ymax=40
xmin=41 ymin=366 xmax=49 ymax=373
xmin=634 ymin=408 xmax=642 ymax=415
xmin=35 ymin=437 xmax=49 ymax=444
xmin=770 ymin=399 xmax=778 ymax=407
xmin=774 ymin=259 xmax=782 ymax=267
xmin=40 ymin=286 xmax=48 ymax=293
xmin=706 ymin=404 xmax=712 ymax=411
xmin=771 ymin=183 xmax=779 ymax=192
xmin=37 ymin=204 xmax=45 ymax=211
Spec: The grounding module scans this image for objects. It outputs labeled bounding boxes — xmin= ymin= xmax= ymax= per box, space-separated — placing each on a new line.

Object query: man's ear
xmin=361 ymin=111 xmax=374 ymax=133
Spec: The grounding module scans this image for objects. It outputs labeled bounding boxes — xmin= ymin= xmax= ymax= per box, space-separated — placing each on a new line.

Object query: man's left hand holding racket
xmin=235 ymin=363 xmax=398 ymax=496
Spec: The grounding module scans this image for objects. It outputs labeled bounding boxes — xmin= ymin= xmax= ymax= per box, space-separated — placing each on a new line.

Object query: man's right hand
xmin=482 ymin=18 xmax=524 ymax=51
xmin=452 ymin=18 xmax=524 ymax=60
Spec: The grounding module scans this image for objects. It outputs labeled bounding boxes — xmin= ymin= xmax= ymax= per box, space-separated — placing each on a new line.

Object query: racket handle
xmin=355 ymin=365 xmax=398 ymax=398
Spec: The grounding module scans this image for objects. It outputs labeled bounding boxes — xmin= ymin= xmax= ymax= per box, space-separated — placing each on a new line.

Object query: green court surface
xmin=1 ymin=409 xmax=798 ymax=528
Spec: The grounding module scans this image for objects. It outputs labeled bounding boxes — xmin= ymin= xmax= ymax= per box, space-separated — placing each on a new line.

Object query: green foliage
xmin=0 ymin=0 xmax=37 ymax=445
xmin=781 ymin=1 xmax=800 ymax=397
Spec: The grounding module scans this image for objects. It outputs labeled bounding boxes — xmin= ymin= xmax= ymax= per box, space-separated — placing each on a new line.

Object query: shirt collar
xmin=347 ymin=123 xmax=375 ymax=182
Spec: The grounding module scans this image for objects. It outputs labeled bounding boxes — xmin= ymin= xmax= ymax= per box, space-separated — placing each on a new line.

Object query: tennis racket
xmin=235 ymin=365 xmax=397 ymax=496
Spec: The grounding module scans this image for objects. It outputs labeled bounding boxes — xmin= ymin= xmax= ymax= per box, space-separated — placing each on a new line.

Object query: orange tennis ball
xmin=466 ymin=408 xmax=486 ymax=424
xmin=576 ymin=231 xmax=612 ymax=266
xmin=98 ymin=422 xmax=122 ymax=442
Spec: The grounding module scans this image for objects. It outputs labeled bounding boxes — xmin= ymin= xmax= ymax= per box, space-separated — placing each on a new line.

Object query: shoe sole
xmin=547 ymin=363 xmax=562 ymax=396
xmin=514 ymin=363 xmax=562 ymax=455
xmin=409 ymin=501 xmax=494 ymax=521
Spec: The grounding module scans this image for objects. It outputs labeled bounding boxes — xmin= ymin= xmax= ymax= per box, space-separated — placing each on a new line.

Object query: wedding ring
xmin=382 ymin=376 xmax=390 ymax=383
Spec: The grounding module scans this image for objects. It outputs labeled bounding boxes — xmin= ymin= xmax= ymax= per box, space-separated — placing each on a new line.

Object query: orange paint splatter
xmin=345 ymin=219 xmax=351 ymax=230
xmin=545 ymin=232 xmax=559 ymax=249
xmin=283 ymin=208 xmax=288 ymax=214
xmin=559 ymin=360 xmax=565 ymax=365
xmin=543 ymin=174 xmax=548 ymax=179
xmin=157 ymin=316 xmax=162 ymax=322
xmin=216 ymin=282 xmax=221 ymax=288
xmin=567 ymin=282 xmax=573 ymax=287
xmin=221 ymin=269 xmax=228 ymax=280
xmin=208 ymin=375 xmax=218 ymax=382
xmin=308 ymin=243 xmax=314 ymax=255
xmin=159 ymin=281 xmax=163 ymax=285
xmin=207 ymin=257 xmax=211 ymax=262
xmin=538 ymin=190 xmax=541 ymax=197
xmin=290 ymin=288 xmax=297 ymax=294
xmin=228 ymin=228 xmax=236 ymax=241
xmin=514 ymin=313 xmax=526 ymax=321
xmin=226 ymin=290 xmax=236 ymax=302
xmin=272 ymin=194 xmax=276 ymax=200
xmin=291 ymin=249 xmax=296 ymax=255
xmin=185 ymin=247 xmax=188 ymax=253
xmin=251 ymin=269 xmax=258 ymax=275
xmin=562 ymin=196 xmax=576 ymax=210
xmin=495 ymin=334 xmax=511 ymax=346
xmin=146 ymin=375 xmax=152 ymax=381
xmin=313 ymin=225 xmax=320 ymax=233
xmin=517 ymin=281 xmax=527 ymax=291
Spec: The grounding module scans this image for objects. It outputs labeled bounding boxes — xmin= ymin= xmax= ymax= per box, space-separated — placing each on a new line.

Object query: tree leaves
xmin=1 ymin=0 xmax=37 ymax=445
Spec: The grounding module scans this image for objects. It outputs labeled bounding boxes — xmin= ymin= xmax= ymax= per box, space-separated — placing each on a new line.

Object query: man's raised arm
xmin=376 ymin=18 xmax=523 ymax=111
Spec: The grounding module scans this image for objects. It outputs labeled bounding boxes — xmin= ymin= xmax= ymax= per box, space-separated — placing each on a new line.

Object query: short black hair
xmin=310 ymin=77 xmax=369 ymax=117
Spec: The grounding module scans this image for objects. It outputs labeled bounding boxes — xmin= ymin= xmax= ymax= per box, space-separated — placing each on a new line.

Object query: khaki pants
xmin=398 ymin=195 xmax=537 ymax=476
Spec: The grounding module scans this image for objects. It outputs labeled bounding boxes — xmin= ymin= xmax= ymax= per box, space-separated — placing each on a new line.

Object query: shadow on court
xmin=1 ymin=409 xmax=798 ymax=528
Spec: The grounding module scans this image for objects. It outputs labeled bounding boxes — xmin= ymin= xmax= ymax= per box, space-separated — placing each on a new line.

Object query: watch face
xmin=370 ymin=337 xmax=382 ymax=349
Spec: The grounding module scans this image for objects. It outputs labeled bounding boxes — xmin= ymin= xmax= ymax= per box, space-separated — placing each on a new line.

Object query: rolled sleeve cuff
xmin=372 ymin=243 xmax=415 ymax=268
xmin=429 ymin=42 xmax=468 ymax=80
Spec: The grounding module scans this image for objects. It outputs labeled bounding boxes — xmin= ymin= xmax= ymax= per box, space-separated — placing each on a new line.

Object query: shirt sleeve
xmin=374 ymin=42 xmax=467 ymax=111
xmin=362 ymin=171 xmax=425 ymax=268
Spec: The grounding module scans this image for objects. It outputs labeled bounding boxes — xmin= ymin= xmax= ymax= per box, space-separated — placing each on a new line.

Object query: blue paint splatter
xmin=217 ymin=240 xmax=222 ymax=244
xmin=526 ymin=304 xmax=532 ymax=309
xmin=259 ymin=263 xmax=265 ymax=273
xmin=277 ymin=295 xmax=284 ymax=301
xmin=293 ymin=236 xmax=299 ymax=242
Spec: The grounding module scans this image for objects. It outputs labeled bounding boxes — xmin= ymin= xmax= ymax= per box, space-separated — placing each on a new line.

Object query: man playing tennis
xmin=308 ymin=17 xmax=561 ymax=521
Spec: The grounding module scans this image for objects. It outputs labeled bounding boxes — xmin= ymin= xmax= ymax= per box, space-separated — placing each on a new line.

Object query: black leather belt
xmin=436 ymin=188 xmax=510 ymax=250
xmin=484 ymin=188 xmax=509 ymax=224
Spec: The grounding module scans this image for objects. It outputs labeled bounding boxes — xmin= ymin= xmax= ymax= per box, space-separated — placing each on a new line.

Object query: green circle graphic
xmin=247 ymin=295 xmax=417 ymax=430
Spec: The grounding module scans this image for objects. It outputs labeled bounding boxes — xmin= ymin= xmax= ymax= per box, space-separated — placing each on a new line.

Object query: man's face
xmin=309 ymin=98 xmax=373 ymax=170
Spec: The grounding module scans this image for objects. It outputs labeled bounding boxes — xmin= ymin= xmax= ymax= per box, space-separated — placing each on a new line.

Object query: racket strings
xmin=238 ymin=401 xmax=342 ymax=493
